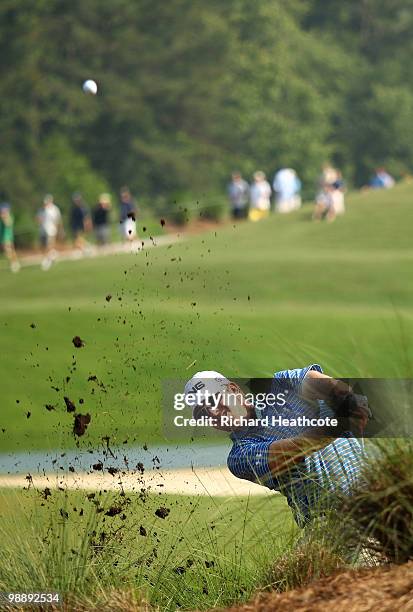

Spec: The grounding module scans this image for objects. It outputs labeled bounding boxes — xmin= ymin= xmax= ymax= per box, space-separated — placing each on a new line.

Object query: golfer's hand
xmin=349 ymin=394 xmax=370 ymax=434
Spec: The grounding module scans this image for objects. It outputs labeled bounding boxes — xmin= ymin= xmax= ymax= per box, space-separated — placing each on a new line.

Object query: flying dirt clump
xmin=155 ymin=507 xmax=170 ymax=519
xmin=64 ymin=397 xmax=76 ymax=413
xmin=88 ymin=375 xmax=107 ymax=392
xmin=73 ymin=413 xmax=91 ymax=436
xmin=105 ymin=506 xmax=122 ymax=517
xmin=42 ymin=487 xmax=52 ymax=500
xmin=72 ymin=336 xmax=84 ymax=348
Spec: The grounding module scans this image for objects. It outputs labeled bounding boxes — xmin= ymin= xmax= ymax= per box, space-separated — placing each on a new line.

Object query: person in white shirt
xmin=313 ymin=171 xmax=346 ymax=222
xmin=273 ymin=168 xmax=302 ymax=213
xmin=37 ymin=194 xmax=62 ymax=270
xmin=249 ymin=171 xmax=272 ymax=222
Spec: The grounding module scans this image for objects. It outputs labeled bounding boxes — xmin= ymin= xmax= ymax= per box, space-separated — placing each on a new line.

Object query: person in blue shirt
xmin=228 ymin=172 xmax=250 ymax=219
xmin=369 ymin=167 xmax=395 ymax=190
xmin=184 ymin=365 xmax=369 ymax=527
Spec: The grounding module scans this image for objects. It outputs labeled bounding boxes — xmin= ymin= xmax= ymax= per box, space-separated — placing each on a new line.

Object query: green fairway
xmin=1 ymin=184 xmax=413 ymax=452
xmin=0 ymin=488 xmax=295 ymax=610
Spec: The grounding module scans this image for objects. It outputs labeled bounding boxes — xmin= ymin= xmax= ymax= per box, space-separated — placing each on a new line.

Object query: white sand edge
xmin=0 ymin=466 xmax=273 ymax=497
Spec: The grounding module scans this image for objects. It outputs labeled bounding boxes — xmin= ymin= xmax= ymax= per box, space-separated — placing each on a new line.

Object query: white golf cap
xmin=184 ymin=371 xmax=230 ymax=414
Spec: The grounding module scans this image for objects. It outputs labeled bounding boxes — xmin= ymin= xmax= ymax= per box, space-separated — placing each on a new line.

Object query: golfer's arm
xmin=267 ymin=431 xmax=334 ymax=477
xmin=266 ymin=371 xmax=353 ymax=477
xmin=300 ymin=369 xmax=352 ymax=403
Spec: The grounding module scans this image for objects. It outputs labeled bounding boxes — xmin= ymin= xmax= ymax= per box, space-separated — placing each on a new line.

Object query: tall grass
xmin=264 ymin=438 xmax=413 ymax=596
xmin=343 ymin=439 xmax=413 ymax=564
xmin=0 ymin=488 xmax=295 ymax=610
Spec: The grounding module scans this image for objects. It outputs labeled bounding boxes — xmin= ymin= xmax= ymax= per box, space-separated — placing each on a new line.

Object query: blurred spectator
xmin=119 ymin=186 xmax=137 ymax=241
xmin=369 ymin=167 xmax=395 ymax=189
xmin=93 ymin=193 xmax=112 ymax=245
xmin=331 ymin=171 xmax=346 ymax=216
xmin=313 ymin=170 xmax=345 ymax=222
xmin=249 ymin=171 xmax=271 ymax=222
xmin=0 ymin=203 xmax=20 ymax=272
xmin=272 ymin=167 xmax=302 ymax=213
xmin=318 ymin=163 xmax=338 ymax=191
xmin=313 ymin=163 xmax=338 ymax=221
xmin=70 ymin=192 xmax=92 ymax=251
xmin=37 ymin=194 xmax=62 ymax=270
xmin=228 ymin=172 xmax=249 ymax=219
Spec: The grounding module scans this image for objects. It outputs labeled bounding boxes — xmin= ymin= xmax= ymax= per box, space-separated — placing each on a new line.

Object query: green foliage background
xmin=1 ymin=0 xmax=413 ymax=212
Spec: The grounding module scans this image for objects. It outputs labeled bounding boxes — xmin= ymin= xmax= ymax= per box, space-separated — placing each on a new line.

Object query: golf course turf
xmin=1 ymin=183 xmax=413 ymax=452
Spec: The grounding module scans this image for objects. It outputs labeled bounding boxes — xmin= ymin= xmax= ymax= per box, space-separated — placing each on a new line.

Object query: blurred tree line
xmin=1 ymin=0 xmax=413 ymax=218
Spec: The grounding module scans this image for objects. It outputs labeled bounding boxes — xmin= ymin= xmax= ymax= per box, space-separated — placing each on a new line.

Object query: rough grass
xmin=224 ymin=439 xmax=413 ymax=610
xmin=219 ymin=561 xmax=413 ymax=612
xmin=260 ymin=438 xmax=413 ymax=598
xmin=1 ymin=184 xmax=413 ymax=452
xmin=342 ymin=439 xmax=413 ymax=564
xmin=0 ymin=488 xmax=296 ymax=611
xmin=265 ymin=537 xmax=348 ymax=593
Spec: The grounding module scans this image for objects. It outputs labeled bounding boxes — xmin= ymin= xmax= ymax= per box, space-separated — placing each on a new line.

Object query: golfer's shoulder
xmin=273 ymin=364 xmax=323 ymax=387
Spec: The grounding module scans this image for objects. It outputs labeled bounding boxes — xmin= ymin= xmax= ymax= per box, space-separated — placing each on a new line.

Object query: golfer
xmin=184 ymin=365 xmax=369 ymax=527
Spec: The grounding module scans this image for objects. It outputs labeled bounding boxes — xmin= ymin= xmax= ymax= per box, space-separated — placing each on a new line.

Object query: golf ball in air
xmin=82 ymin=79 xmax=98 ymax=95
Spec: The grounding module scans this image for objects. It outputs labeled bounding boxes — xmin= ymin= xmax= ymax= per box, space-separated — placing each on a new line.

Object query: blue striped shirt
xmin=227 ymin=365 xmax=365 ymax=526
